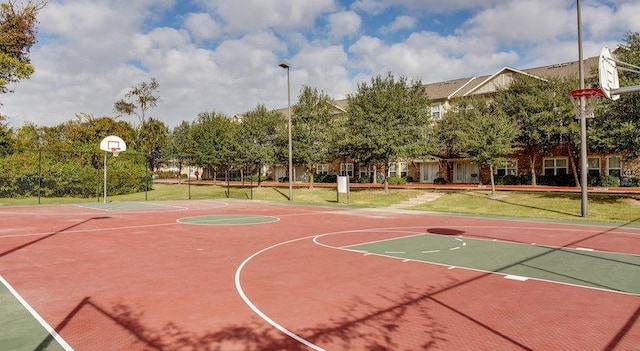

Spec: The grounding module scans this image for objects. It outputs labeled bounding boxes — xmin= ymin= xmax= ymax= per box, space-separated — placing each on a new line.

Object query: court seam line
xmin=0 ymin=222 xmax=178 ymax=239
xmin=0 ymin=275 xmax=74 ymax=351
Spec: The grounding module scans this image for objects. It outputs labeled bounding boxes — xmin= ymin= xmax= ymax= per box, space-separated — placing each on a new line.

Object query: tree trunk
xmin=529 ymin=155 xmax=537 ymax=186
xmin=489 ymin=164 xmax=496 ymax=197
xmin=568 ymin=144 xmax=581 ymax=187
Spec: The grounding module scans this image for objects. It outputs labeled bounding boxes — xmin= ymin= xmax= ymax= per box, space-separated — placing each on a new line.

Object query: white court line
xmin=0 ymin=275 xmax=74 ymax=351
xmin=235 ymin=235 xmax=326 ymax=351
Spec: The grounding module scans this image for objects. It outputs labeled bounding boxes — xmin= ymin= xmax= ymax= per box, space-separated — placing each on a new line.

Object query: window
xmin=399 ymin=162 xmax=408 ymax=177
xmin=431 ymin=103 xmax=441 ymax=119
xmin=316 ymin=164 xmax=328 ymax=175
xmin=543 ymin=158 xmax=568 ymax=176
xmin=340 ymin=163 xmax=354 ymax=177
xmin=607 ymin=156 xmax=622 ymax=177
xmin=389 ymin=163 xmax=397 ymax=178
xmin=588 ymin=157 xmax=600 ymax=178
xmin=359 ymin=165 xmax=372 ymax=178
xmin=495 ymin=159 xmax=517 ymax=176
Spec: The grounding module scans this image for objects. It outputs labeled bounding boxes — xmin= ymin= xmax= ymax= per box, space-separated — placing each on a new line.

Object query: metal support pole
xmin=577 ymin=0 xmax=588 ymax=217
xmin=103 ymin=151 xmax=108 ymax=203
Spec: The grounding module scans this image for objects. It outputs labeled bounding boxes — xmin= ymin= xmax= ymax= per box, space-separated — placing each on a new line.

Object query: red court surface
xmin=1 ymin=200 xmax=639 ymax=350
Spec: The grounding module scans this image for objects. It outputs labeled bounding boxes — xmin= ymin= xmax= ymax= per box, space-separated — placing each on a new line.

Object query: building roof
xmin=273 ymin=55 xmax=599 ymax=113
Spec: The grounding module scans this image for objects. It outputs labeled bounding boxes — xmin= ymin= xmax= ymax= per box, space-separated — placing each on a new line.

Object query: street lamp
xmin=279 ymin=61 xmax=293 ymax=201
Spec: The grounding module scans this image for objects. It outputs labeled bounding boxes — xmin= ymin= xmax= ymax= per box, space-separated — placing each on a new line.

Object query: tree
xmin=0 ymin=114 xmax=13 ymax=155
xmin=137 ymin=118 xmax=169 ymax=171
xmin=0 ymin=0 xmax=45 ymax=94
xmin=346 ymin=73 xmax=434 ymax=190
xmin=292 ymin=86 xmax=335 ymax=188
xmin=190 ymin=112 xmax=238 ymax=179
xmin=114 ymin=78 xmax=161 ymax=126
xmin=167 ymin=121 xmax=196 ymax=180
xmin=494 ymin=76 xmax=575 ymax=185
xmin=590 ymin=32 xmax=640 ymax=160
xmin=446 ymin=97 xmax=520 ymax=195
xmin=237 ymin=105 xmax=284 ymax=185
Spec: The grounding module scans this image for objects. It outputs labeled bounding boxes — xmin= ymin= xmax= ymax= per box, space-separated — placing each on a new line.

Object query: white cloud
xmin=1 ymin=0 xmax=635 ymax=129
xmin=196 ymin=0 xmax=335 ymax=34
xmin=184 ymin=13 xmax=222 ymax=41
xmin=380 ymin=15 xmax=417 ymax=34
xmin=327 ymin=11 xmax=362 ymax=41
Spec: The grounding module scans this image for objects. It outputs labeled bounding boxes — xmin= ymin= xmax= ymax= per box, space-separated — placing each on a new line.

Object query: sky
xmin=1 ymin=0 xmax=639 ymax=129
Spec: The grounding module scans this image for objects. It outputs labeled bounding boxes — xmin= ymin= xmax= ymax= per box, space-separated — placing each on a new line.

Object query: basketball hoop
xmin=111 ymin=148 xmax=121 ymax=157
xmin=569 ymin=88 xmax=605 ymax=119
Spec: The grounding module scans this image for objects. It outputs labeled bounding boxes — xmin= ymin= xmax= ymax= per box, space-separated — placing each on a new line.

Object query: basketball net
xmin=111 ymin=148 xmax=120 ymax=157
xmin=569 ymin=88 xmax=604 ymax=119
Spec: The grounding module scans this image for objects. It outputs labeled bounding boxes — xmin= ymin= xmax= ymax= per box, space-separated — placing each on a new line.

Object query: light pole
xmin=279 ymin=61 xmax=293 ymax=201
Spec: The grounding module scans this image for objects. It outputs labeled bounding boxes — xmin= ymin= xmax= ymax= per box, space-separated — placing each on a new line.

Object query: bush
xmin=315 ymin=174 xmax=337 ymax=183
xmin=537 ymin=174 xmax=575 ymax=186
xmin=388 ymin=176 xmax=408 ymax=185
xmin=355 ymin=176 xmax=373 ymax=183
xmin=625 ymin=177 xmax=640 ymax=187
xmin=600 ymin=175 xmax=620 ymax=187
xmin=433 ymin=177 xmax=446 ymax=184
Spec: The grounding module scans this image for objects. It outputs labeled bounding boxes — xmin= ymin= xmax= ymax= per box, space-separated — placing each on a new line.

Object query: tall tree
xmin=237 ymin=104 xmax=284 ymax=186
xmin=0 ymin=0 xmax=45 ymax=94
xmin=590 ymin=32 xmax=640 ymax=160
xmin=346 ymin=73 xmax=434 ymax=190
xmin=137 ymin=118 xmax=169 ymax=171
xmin=114 ymin=78 xmax=161 ymax=126
xmin=190 ymin=112 xmax=237 ymax=179
xmin=494 ymin=76 xmax=575 ymax=185
xmin=447 ymin=97 xmax=520 ymax=195
xmin=292 ymin=86 xmax=334 ymax=188
xmin=167 ymin=120 xmax=196 ymax=180
xmin=0 ymin=114 xmax=13 ymax=155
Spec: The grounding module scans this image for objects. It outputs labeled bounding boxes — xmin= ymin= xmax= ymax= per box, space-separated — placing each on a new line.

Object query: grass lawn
xmin=414 ymin=190 xmax=640 ymax=224
xmin=1 ymin=183 xmax=639 ymax=224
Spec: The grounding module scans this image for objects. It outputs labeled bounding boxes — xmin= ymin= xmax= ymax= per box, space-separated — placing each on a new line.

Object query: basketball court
xmin=1 ymin=199 xmax=639 ymax=350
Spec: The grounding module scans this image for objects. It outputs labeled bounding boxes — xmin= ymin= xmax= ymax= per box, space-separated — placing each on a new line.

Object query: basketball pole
xmin=103 ymin=151 xmax=108 ymax=203
xmin=577 ymin=0 xmax=588 ymax=217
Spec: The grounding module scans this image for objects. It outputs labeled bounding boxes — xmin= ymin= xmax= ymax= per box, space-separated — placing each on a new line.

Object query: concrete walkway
xmin=387 ymin=192 xmax=445 ymax=209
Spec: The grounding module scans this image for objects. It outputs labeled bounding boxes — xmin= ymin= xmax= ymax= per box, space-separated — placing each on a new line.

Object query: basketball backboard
xmin=100 ymin=135 xmax=127 ymax=156
xmin=598 ymin=47 xmax=620 ymax=101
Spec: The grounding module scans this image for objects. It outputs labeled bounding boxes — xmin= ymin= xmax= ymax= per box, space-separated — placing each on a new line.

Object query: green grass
xmin=1 ymin=183 xmax=639 ymax=224
xmin=413 ymin=191 xmax=640 ymax=223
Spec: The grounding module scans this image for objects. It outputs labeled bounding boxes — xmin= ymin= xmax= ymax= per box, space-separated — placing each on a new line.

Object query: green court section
xmin=78 ymin=202 xmax=176 ymax=211
xmin=345 ymin=234 xmax=640 ymax=294
xmin=178 ymin=214 xmax=279 ymax=225
xmin=0 ymin=278 xmax=66 ymax=351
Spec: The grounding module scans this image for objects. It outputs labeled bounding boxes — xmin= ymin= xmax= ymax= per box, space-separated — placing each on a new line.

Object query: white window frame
xmin=399 ymin=162 xmax=408 ymax=177
xmin=431 ymin=103 xmax=441 ymax=119
xmin=340 ymin=163 xmax=354 ymax=177
xmin=495 ymin=159 xmax=517 ymax=176
xmin=543 ymin=158 xmax=568 ymax=176
xmin=587 ymin=157 xmax=601 ymax=177
xmin=607 ymin=156 xmax=622 ymax=177
xmin=316 ymin=164 xmax=328 ymax=175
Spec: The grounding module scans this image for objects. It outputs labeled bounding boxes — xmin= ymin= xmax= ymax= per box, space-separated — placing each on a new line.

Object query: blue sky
xmin=1 ymin=0 xmax=638 ymax=128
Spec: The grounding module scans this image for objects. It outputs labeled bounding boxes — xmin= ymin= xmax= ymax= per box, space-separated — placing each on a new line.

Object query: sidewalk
xmin=154 ymin=178 xmax=640 ymax=195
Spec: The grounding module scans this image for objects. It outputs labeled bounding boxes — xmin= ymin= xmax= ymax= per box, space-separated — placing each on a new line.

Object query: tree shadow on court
xmin=0 ymin=216 xmax=111 ymax=259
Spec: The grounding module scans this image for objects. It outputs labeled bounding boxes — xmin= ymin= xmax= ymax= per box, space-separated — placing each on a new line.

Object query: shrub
xmin=600 ymin=175 xmax=620 ymax=187
xmin=433 ymin=177 xmax=446 ymax=184
xmin=625 ymin=177 xmax=640 ymax=187
xmin=315 ymin=174 xmax=337 ymax=183
xmin=388 ymin=176 xmax=408 ymax=185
